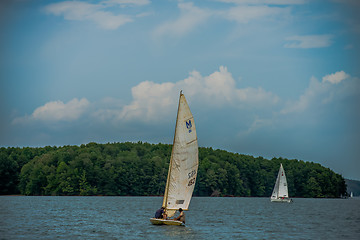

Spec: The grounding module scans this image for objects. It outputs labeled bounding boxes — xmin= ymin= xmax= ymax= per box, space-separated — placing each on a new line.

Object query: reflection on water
xmin=1 ymin=196 xmax=359 ymax=239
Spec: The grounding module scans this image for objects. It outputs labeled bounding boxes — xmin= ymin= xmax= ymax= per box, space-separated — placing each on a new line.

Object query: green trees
xmin=0 ymin=142 xmax=347 ymax=197
xmin=0 ymin=151 xmax=19 ymax=194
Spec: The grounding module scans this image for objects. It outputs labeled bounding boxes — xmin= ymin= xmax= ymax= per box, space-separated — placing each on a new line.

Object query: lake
xmin=1 ymin=196 xmax=359 ymax=239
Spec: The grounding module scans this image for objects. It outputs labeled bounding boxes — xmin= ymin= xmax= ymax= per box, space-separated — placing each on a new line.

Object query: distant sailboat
xmin=350 ymin=192 xmax=353 ymax=198
xmin=150 ymin=91 xmax=198 ymax=226
xmin=271 ymin=163 xmax=292 ymax=203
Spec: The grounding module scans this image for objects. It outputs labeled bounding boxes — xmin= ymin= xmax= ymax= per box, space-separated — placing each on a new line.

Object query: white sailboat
xmin=271 ymin=163 xmax=292 ymax=203
xmin=150 ymin=91 xmax=198 ymax=226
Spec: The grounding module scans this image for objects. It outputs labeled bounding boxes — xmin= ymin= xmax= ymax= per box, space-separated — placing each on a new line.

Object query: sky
xmin=1 ymin=0 xmax=359 ymax=180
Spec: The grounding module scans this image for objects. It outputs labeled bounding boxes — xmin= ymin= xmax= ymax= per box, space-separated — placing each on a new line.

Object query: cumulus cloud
xmin=217 ymin=0 xmax=306 ymax=4
xmin=44 ymin=1 xmax=100 ymax=19
xmin=44 ymin=0 xmax=149 ymax=30
xmin=281 ymin=71 xmax=354 ymax=114
xmin=107 ymin=66 xmax=279 ymax=122
xmin=13 ymin=67 xmax=279 ymax=125
xmin=153 ymin=2 xmax=212 ymax=38
xmin=284 ymin=35 xmax=334 ymax=48
xmin=153 ymin=1 xmax=295 ymax=40
xmin=244 ymin=70 xmax=358 ymax=136
xmin=10 ymin=68 xmax=359 ymax=152
xmin=14 ymin=69 xmax=355 ymax=132
xmin=223 ymin=5 xmax=290 ymax=23
xmin=322 ymin=71 xmax=350 ymax=84
xmin=13 ymin=98 xmax=89 ymax=124
xmin=103 ymin=0 xmax=150 ymax=7
xmin=154 ymin=1 xmax=292 ymax=38
xmin=114 ymin=81 xmax=177 ymax=121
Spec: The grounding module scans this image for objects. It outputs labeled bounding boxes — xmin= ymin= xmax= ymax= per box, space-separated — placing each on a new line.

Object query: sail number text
xmin=188 ymin=178 xmax=196 ymax=186
xmin=187 ymin=170 xmax=196 ymax=186
xmin=188 ymin=170 xmax=196 ymax=179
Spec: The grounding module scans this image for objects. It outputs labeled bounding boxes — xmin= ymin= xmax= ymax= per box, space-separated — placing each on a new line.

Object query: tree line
xmin=0 ymin=142 xmax=347 ymax=197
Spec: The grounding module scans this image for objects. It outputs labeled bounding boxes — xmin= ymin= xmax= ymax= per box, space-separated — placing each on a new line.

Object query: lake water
xmin=1 ymin=196 xmax=359 ymax=239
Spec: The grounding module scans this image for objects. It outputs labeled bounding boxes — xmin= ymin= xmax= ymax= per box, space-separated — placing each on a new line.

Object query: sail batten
xmin=186 ymin=139 xmax=197 ymax=145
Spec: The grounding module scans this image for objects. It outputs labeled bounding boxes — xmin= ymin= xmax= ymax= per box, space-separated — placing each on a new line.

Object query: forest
xmin=0 ymin=142 xmax=347 ymax=198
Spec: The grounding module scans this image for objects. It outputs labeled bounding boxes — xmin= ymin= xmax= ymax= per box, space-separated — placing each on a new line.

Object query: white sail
xmin=271 ymin=168 xmax=281 ymax=200
xmin=162 ymin=91 xmax=198 ymax=217
xmin=271 ymin=163 xmax=291 ymax=202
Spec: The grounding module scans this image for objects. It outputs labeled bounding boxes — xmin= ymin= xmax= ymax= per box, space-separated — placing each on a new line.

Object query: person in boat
xmin=154 ymin=207 xmax=165 ymax=219
xmin=173 ymin=208 xmax=185 ymax=224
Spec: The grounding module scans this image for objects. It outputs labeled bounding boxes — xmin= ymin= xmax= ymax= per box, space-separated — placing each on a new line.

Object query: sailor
xmin=173 ymin=208 xmax=185 ymax=224
xmin=154 ymin=207 xmax=165 ymax=219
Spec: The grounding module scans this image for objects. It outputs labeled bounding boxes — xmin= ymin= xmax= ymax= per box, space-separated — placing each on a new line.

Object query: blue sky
xmin=1 ymin=0 xmax=359 ymax=180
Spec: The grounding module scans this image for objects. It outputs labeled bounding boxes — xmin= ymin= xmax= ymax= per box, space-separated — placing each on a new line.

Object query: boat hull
xmin=271 ymin=198 xmax=293 ymax=203
xmin=149 ymin=218 xmax=185 ymax=226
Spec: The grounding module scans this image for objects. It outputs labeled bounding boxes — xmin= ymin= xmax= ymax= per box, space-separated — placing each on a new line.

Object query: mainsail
xmin=271 ymin=163 xmax=289 ymax=200
xmin=162 ymin=91 xmax=198 ymax=218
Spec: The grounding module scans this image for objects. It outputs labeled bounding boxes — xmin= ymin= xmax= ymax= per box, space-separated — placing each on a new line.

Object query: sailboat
xmin=271 ymin=163 xmax=292 ymax=203
xmin=150 ymin=91 xmax=198 ymax=226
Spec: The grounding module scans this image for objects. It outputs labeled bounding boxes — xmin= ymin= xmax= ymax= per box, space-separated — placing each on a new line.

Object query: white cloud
xmin=103 ymin=0 xmax=150 ymax=7
xmin=89 ymin=10 xmax=132 ymax=29
xmin=284 ymin=35 xmax=334 ymax=48
xmin=111 ymin=66 xmax=279 ymax=122
xmin=281 ymin=71 xmax=354 ymax=114
xmin=153 ymin=2 xmax=212 ymax=38
xmin=119 ymin=81 xmax=177 ymax=121
xmin=43 ymin=0 xmax=150 ymax=30
xmin=244 ymin=70 xmax=358 ymax=136
xmin=14 ymin=68 xmax=355 ymax=132
xmin=12 ymin=67 xmax=279 ymax=125
xmin=152 ymin=1 xmax=300 ymax=39
xmin=44 ymin=1 xmax=101 ymax=20
xmin=45 ymin=1 xmax=92 ymax=17
xmin=217 ymin=0 xmax=306 ymax=4
xmin=13 ymin=98 xmax=89 ymax=124
xmin=322 ymin=71 xmax=350 ymax=84
xmin=223 ymin=5 xmax=289 ymax=23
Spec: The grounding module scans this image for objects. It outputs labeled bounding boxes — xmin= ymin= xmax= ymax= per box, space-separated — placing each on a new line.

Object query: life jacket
xmin=179 ymin=211 xmax=185 ymax=223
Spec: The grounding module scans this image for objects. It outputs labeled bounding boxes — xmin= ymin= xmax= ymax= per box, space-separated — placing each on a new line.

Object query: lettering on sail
xmin=188 ymin=170 xmax=196 ymax=179
xmin=186 ymin=120 xmax=192 ymax=133
xmin=188 ymin=178 xmax=196 ymax=186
